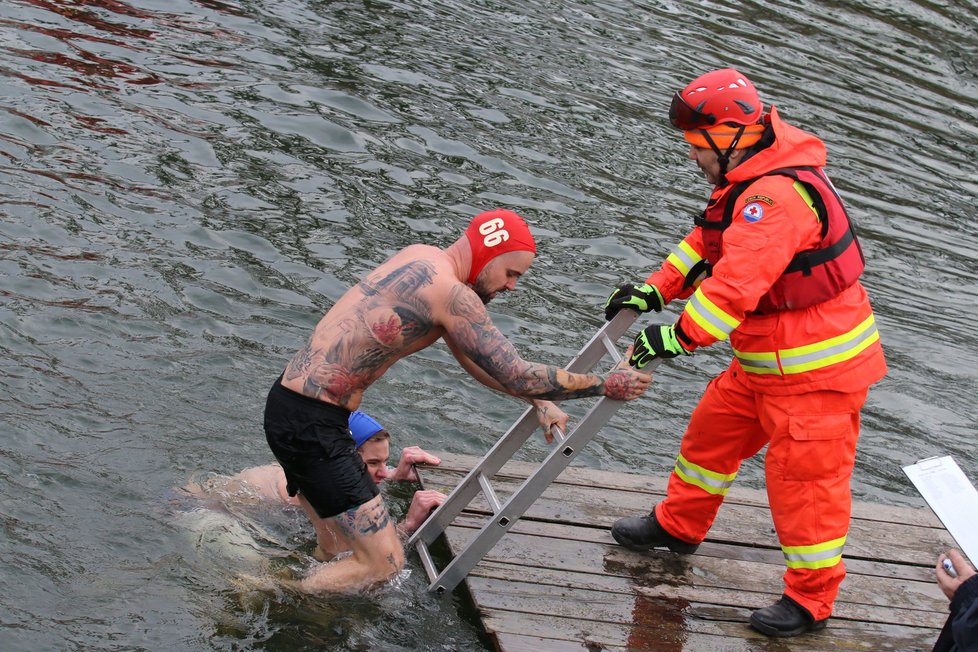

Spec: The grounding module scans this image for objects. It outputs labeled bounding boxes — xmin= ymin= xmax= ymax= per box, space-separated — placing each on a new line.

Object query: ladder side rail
xmin=410 ymin=309 xmax=643 ymax=581
xmin=409 ymin=310 xmax=637 ymax=547
xmin=409 ymin=407 xmax=538 ymax=546
xmin=561 ymin=310 xmax=636 ymax=373
xmin=424 ymin=392 xmax=629 ymax=593
xmin=424 ymin=355 xmax=664 ymax=593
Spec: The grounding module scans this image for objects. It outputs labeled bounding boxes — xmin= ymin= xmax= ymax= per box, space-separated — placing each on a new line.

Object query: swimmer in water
xmin=182 ymin=411 xmax=446 ymax=564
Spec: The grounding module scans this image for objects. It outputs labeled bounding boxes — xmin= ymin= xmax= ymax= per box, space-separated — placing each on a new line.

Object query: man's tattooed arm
xmin=442 ymin=285 xmax=612 ymax=401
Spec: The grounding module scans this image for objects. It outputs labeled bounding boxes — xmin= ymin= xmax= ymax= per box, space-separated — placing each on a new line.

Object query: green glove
xmin=629 ymin=324 xmax=692 ymax=369
xmin=604 ymin=283 xmax=664 ymax=321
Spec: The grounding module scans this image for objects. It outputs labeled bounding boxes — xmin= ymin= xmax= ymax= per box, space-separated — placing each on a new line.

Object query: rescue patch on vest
xmin=743 ymin=202 xmax=764 ymax=223
xmin=744 ymin=194 xmax=774 ymax=206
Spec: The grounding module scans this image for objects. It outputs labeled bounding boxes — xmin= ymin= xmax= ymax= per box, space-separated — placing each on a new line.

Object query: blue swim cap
xmin=349 ymin=411 xmax=384 ymax=448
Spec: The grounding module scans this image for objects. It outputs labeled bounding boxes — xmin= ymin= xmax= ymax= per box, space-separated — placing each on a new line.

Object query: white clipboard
xmin=903 ymin=455 xmax=978 ymax=564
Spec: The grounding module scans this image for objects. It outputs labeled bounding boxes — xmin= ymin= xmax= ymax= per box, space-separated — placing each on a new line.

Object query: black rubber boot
xmin=749 ymin=594 xmax=828 ymax=637
xmin=610 ymin=507 xmax=699 ymax=554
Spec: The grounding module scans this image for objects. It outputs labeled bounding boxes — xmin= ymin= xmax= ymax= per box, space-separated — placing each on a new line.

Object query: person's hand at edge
xmin=533 ymin=400 xmax=570 ymax=444
xmin=391 ymin=446 xmax=441 ymax=482
xmin=938 ymin=549 xmax=977 ymax=600
xmin=399 ymin=489 xmax=447 ymax=536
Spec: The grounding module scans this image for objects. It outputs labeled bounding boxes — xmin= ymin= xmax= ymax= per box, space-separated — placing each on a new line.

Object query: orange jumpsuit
xmin=647 ymin=107 xmax=887 ymax=620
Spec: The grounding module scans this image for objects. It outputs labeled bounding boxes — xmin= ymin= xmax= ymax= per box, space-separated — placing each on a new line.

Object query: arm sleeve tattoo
xmin=444 ymin=285 xmax=605 ymax=400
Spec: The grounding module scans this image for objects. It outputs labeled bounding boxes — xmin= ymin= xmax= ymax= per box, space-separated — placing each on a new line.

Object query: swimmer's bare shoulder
xmin=359 ymin=244 xmax=461 ymax=307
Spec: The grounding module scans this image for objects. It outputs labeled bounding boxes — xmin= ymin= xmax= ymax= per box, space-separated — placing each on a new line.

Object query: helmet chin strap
xmin=700 ymin=125 xmax=746 ymax=185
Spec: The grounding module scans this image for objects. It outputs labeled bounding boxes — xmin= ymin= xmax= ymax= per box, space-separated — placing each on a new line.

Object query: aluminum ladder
xmin=408 ymin=308 xmax=650 ymax=594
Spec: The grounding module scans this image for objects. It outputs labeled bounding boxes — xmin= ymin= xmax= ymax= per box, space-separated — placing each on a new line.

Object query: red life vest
xmin=695 ymin=166 xmax=865 ymax=313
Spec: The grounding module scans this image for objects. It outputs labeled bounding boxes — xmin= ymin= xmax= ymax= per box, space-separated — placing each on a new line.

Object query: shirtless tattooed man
xmin=263 ymin=209 xmax=651 ymax=593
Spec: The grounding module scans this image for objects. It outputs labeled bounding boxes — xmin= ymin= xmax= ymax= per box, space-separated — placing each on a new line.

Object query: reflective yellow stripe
xmin=733 ymin=314 xmax=880 ymax=376
xmin=792 ymin=180 xmax=820 ymax=221
xmin=734 ymin=349 xmax=780 ymax=375
xmin=780 ymin=314 xmax=879 ymax=374
xmin=684 ymin=289 xmax=741 ymax=341
xmin=666 ymin=240 xmax=702 ymax=278
xmin=782 ymin=535 xmax=847 ymax=570
xmin=673 ymin=453 xmax=737 ymax=496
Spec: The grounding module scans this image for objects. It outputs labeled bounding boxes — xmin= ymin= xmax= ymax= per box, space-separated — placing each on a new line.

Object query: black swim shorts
xmin=263 ymin=376 xmax=379 ymax=519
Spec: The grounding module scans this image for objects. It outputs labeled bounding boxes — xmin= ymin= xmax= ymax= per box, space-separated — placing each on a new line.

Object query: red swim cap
xmin=464 ymin=209 xmax=536 ymax=285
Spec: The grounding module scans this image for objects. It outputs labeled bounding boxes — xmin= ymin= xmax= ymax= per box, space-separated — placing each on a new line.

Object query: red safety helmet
xmin=670 ymin=68 xmax=763 ymax=131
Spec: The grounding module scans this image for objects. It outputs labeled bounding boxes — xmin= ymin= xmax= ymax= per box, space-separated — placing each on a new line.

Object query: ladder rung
xmin=409 ymin=408 xmax=540 ymax=547
xmin=600 ymin=333 xmax=622 ymax=362
xmin=478 ymin=472 xmax=502 ymax=513
xmin=414 ymin=539 xmax=436 ymax=580
xmin=550 ymin=425 xmax=566 ymax=443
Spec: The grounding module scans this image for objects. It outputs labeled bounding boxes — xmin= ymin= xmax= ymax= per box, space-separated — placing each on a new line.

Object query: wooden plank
xmin=447 ymin=512 xmax=936 ymax=583
xmin=442 ymin=526 xmax=947 ymax=626
xmin=421 ymin=471 xmax=954 ymax=565
xmin=481 ymin=601 xmax=938 ymax=652
xmin=415 ymin=453 xmax=950 ymax=652
xmin=426 ymin=452 xmax=941 ymax=528
xmin=469 ymin=560 xmax=946 ymax=629
xmin=492 ymin=631 xmax=625 ymax=652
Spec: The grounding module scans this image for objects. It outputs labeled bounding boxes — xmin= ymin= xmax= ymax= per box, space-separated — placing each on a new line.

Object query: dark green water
xmin=1 ymin=0 xmax=976 ymax=649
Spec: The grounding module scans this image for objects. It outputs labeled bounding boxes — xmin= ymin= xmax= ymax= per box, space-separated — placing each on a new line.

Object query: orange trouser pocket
xmin=782 ymin=412 xmax=855 ymax=482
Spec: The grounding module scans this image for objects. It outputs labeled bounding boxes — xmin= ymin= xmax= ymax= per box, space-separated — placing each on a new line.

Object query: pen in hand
xmin=943 ymin=557 xmax=958 ymax=578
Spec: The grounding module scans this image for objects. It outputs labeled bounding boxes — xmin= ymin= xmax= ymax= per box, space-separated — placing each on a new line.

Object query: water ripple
xmin=1 ymin=0 xmax=976 ymax=649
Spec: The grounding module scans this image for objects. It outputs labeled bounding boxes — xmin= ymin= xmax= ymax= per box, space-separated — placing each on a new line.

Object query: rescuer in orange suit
xmin=606 ymin=68 xmax=887 ymax=637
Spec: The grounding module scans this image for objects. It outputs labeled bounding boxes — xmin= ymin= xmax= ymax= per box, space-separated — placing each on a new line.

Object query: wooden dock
xmin=417 ymin=452 xmax=954 ymax=652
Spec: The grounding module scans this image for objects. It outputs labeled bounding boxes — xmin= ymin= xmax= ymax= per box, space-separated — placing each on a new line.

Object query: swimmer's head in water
xmin=464 ymin=209 xmax=536 ymax=286
xmin=348 ymin=411 xmax=385 ymax=448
